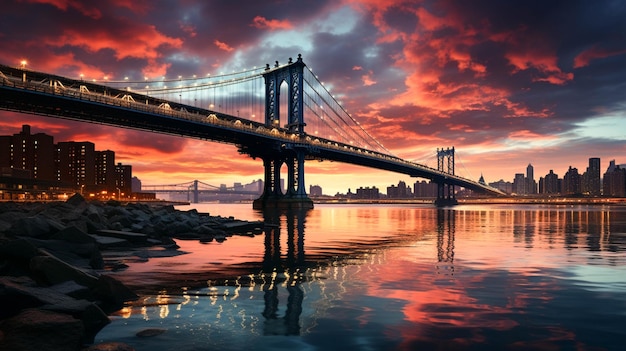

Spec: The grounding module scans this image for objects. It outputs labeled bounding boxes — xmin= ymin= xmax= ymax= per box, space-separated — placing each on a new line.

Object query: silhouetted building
xmin=131 ymin=176 xmax=142 ymax=193
xmin=0 ymin=125 xmax=55 ymax=180
xmin=583 ymin=157 xmax=601 ymax=196
xmin=513 ymin=173 xmax=526 ymax=194
xmin=541 ymin=170 xmax=559 ymax=194
xmin=526 ymin=164 xmax=537 ymax=194
xmin=387 ymin=180 xmax=411 ymax=198
xmin=489 ymin=179 xmax=513 ymax=194
xmin=114 ymin=163 xmax=132 ymax=197
xmin=563 ymin=166 xmax=581 ymax=195
xmin=95 ymin=150 xmax=116 ymax=191
xmin=243 ymin=179 xmax=263 ymax=194
xmin=413 ymin=180 xmax=437 ymax=198
xmin=56 ymin=141 xmax=96 ymax=188
xmin=309 ymin=184 xmax=322 ymax=197
xmin=603 ymin=160 xmax=626 ymax=197
xmin=356 ymin=186 xmax=380 ymax=199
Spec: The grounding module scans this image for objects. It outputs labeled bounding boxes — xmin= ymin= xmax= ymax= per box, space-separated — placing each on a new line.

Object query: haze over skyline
xmin=1 ymin=0 xmax=624 ymax=195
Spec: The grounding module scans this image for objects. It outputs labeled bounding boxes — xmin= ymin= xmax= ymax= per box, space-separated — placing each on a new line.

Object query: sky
xmin=1 ymin=0 xmax=625 ymax=195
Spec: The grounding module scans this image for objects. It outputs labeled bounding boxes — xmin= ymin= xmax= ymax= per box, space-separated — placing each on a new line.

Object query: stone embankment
xmin=0 ymin=194 xmax=263 ymax=351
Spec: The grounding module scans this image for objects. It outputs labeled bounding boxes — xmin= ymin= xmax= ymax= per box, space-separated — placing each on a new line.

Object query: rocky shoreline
xmin=0 ymin=194 xmax=264 ymax=351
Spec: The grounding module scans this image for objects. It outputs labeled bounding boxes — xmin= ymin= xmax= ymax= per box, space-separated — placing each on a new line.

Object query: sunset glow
xmin=1 ymin=1 xmax=624 ymax=194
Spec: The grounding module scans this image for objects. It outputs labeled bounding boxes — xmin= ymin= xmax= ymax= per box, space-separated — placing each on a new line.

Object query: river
xmin=94 ymin=203 xmax=626 ymax=350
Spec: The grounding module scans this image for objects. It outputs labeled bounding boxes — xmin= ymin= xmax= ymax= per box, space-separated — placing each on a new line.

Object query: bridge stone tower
xmin=252 ymin=55 xmax=313 ymax=209
xmin=435 ymin=147 xmax=458 ymax=207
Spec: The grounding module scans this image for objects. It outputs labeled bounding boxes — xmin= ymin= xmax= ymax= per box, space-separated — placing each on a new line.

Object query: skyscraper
xmin=543 ymin=170 xmax=559 ymax=194
xmin=526 ymin=163 xmax=537 ymax=194
xmin=587 ymin=157 xmax=601 ymax=196
xmin=563 ymin=166 xmax=581 ymax=195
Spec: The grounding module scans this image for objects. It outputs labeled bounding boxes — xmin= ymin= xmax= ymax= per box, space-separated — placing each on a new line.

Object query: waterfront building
xmin=542 ymin=170 xmax=560 ymax=194
xmin=513 ymin=173 xmax=526 ymax=194
xmin=583 ymin=157 xmax=601 ymax=196
xmin=56 ymin=141 xmax=96 ymax=189
xmin=0 ymin=125 xmax=55 ymax=181
xmin=387 ymin=180 xmax=411 ymax=198
xmin=309 ymin=184 xmax=323 ymax=197
xmin=356 ymin=186 xmax=380 ymax=199
xmin=603 ymin=160 xmax=626 ymax=197
xmin=243 ymin=179 xmax=263 ymax=194
xmin=563 ymin=166 xmax=582 ymax=195
xmin=414 ymin=180 xmax=437 ymax=198
xmin=131 ymin=176 xmax=142 ymax=193
xmin=114 ymin=163 xmax=132 ymax=197
xmin=526 ymin=164 xmax=537 ymax=194
xmin=95 ymin=150 xmax=116 ymax=191
xmin=488 ymin=179 xmax=513 ymax=194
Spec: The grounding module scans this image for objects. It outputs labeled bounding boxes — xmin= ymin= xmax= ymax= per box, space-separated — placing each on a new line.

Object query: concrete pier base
xmin=253 ymin=196 xmax=314 ymax=210
xmin=434 ymin=197 xmax=458 ymax=207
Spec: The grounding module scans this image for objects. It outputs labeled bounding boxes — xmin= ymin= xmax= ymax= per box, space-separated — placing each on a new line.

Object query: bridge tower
xmin=435 ymin=147 xmax=458 ymax=207
xmin=253 ymin=55 xmax=313 ymax=209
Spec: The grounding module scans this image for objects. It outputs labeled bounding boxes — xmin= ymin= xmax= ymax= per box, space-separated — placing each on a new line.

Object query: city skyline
xmin=1 ymin=1 xmax=625 ymax=195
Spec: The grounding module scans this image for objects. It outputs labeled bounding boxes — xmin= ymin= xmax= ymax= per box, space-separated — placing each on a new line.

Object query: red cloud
xmin=574 ymin=45 xmax=626 ymax=68
xmin=250 ymin=16 xmax=293 ymax=30
xmin=45 ymin=26 xmax=182 ymax=62
xmin=214 ymin=39 xmax=234 ymax=52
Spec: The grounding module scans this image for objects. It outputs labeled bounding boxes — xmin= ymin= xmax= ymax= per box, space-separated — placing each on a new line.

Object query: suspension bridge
xmin=0 ymin=55 xmax=504 ymax=208
xmin=141 ymin=180 xmax=262 ymax=203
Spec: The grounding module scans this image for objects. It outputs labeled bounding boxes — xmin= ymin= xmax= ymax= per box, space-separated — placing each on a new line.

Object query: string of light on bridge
xmin=75 ymin=59 xmax=392 ymax=155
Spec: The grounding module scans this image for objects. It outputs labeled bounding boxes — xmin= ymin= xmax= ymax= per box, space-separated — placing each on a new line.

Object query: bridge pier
xmin=434 ymin=147 xmax=458 ymax=207
xmin=253 ymin=151 xmax=313 ymax=210
xmin=435 ymin=182 xmax=458 ymax=207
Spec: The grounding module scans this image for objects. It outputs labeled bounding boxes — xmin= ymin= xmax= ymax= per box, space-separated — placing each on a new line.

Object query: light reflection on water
xmin=96 ymin=204 xmax=626 ymax=350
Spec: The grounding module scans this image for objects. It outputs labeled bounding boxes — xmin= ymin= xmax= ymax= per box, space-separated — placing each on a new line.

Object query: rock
xmin=9 ymin=215 xmax=53 ymax=238
xmin=66 ymin=193 xmax=87 ymax=206
xmin=51 ymin=225 xmax=96 ymax=244
xmin=90 ymin=234 xmax=131 ymax=249
xmin=92 ymin=275 xmax=138 ymax=308
xmin=0 ymin=238 xmax=39 ymax=265
xmin=96 ymin=230 xmax=148 ymax=245
xmin=0 ymin=276 xmax=42 ymax=319
xmin=30 ymin=251 xmax=99 ymax=287
xmin=0 ymin=308 xmax=84 ymax=351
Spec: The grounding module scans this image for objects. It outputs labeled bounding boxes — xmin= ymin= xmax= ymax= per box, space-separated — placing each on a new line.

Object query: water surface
xmin=96 ymin=203 xmax=626 ymax=350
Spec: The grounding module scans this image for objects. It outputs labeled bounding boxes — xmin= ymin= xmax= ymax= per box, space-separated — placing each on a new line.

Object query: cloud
xmin=250 ymin=16 xmax=293 ymax=30
xmin=214 ymin=40 xmax=234 ymax=52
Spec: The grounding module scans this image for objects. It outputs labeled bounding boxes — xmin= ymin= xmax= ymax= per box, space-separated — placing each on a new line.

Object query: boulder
xmin=66 ymin=193 xmax=87 ymax=207
xmin=92 ymin=275 xmax=138 ymax=308
xmin=0 ymin=308 xmax=84 ymax=351
xmin=29 ymin=251 xmax=99 ymax=287
xmin=51 ymin=225 xmax=96 ymax=244
xmin=9 ymin=215 xmax=53 ymax=238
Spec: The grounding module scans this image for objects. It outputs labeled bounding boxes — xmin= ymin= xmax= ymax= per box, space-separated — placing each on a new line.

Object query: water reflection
xmin=97 ymin=205 xmax=626 ymax=351
xmin=436 ymin=209 xmax=455 ymax=275
xmin=259 ymin=207 xmax=308 ymax=336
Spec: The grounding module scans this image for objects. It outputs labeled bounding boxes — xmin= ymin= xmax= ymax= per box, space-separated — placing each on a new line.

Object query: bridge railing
xmin=1 ymin=68 xmax=501 ymax=194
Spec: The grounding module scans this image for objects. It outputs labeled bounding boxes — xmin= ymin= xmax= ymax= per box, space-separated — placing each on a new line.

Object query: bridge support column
xmin=435 ymin=182 xmax=457 ymax=207
xmin=434 ymin=147 xmax=458 ymax=207
xmin=253 ymin=151 xmax=313 ymax=210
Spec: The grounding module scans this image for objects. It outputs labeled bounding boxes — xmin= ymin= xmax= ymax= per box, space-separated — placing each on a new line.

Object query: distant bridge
xmin=141 ymin=180 xmax=261 ymax=203
xmin=0 ymin=55 xmax=504 ymax=208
